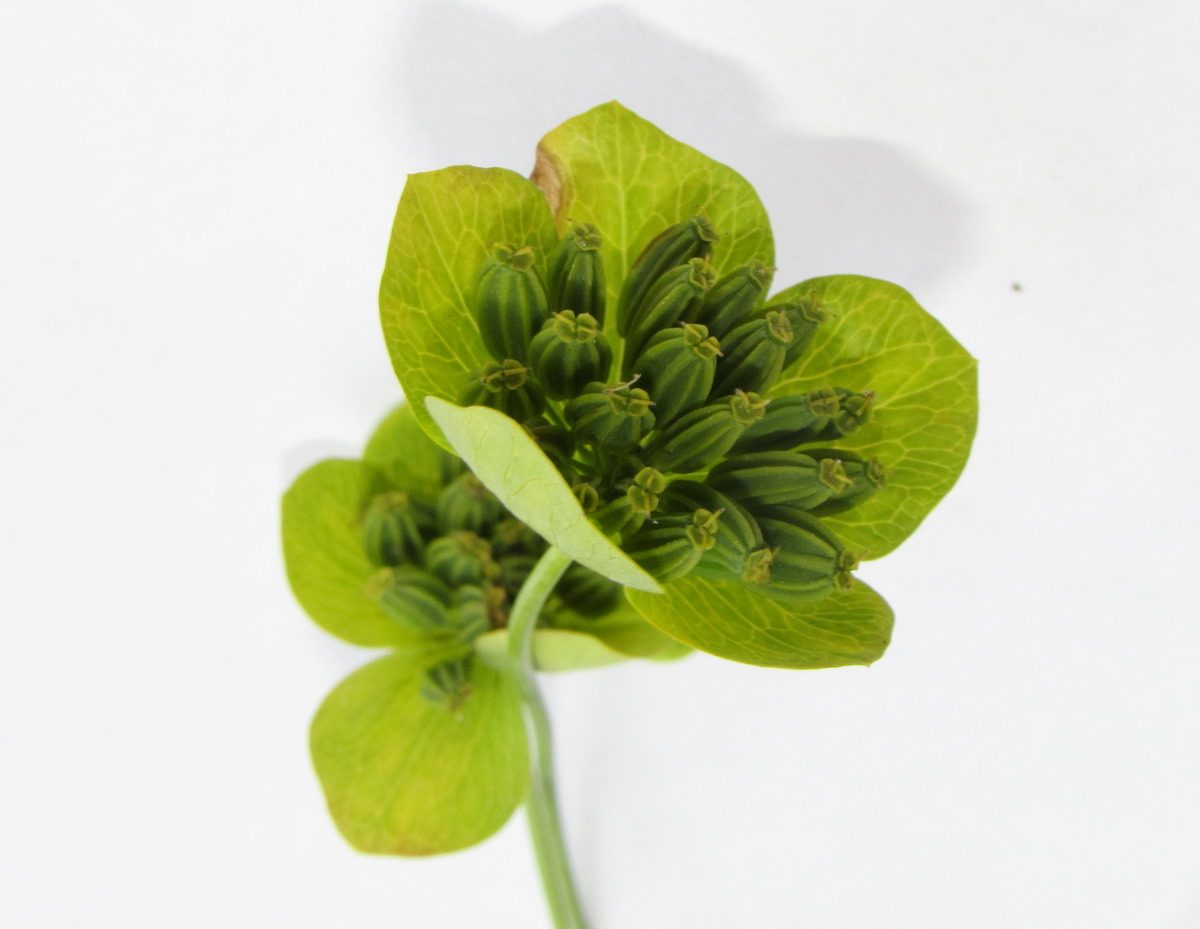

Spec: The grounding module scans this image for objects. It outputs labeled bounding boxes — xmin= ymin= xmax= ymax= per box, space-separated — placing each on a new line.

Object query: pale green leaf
xmin=533 ymin=101 xmax=774 ymax=346
xmin=626 ymin=574 xmax=894 ymax=669
xmin=281 ymin=459 xmax=420 ymax=648
xmin=425 ymin=397 xmax=661 ymax=593
xmin=311 ymin=651 xmax=528 ymax=855
xmin=379 ymin=166 xmax=557 ymax=448
xmin=475 ymin=628 xmax=631 ymax=673
xmin=771 ymin=275 xmax=978 ymax=558
xmin=362 ymin=402 xmax=462 ymax=499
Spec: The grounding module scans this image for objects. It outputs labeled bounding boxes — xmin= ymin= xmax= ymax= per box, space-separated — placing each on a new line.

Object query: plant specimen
xmin=282 ymin=102 xmax=976 ymax=928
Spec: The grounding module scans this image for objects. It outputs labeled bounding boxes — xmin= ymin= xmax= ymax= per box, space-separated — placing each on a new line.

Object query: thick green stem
xmin=505 ymin=546 xmax=589 ymax=929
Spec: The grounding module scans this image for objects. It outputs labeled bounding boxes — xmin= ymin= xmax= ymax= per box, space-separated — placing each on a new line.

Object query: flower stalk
xmin=505 ymin=545 xmax=589 ymax=929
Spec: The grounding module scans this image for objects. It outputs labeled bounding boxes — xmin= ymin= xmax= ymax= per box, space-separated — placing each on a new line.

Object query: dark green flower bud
xmin=769 ymin=295 xmax=828 ymax=367
xmin=471 ymin=242 xmax=549 ymax=363
xmin=361 ymin=491 xmax=428 ymax=567
xmin=426 ymin=531 xmax=498 ymax=587
xmin=364 ymin=565 xmax=454 ymax=633
xmin=706 ymin=451 xmax=852 ymax=511
xmin=729 ymin=387 xmax=844 ymax=454
xmin=658 ymin=480 xmax=764 ymax=581
xmin=547 ymin=222 xmax=607 ymax=323
xmin=565 ymin=380 xmax=656 ymax=453
xmin=803 ymin=449 xmax=888 ymax=516
xmin=709 ymin=309 xmax=793 ymax=398
xmin=622 ymin=508 xmax=722 ymax=581
xmin=452 ymin=584 xmax=503 ymax=641
xmin=459 ymin=359 xmax=545 ymax=421
xmin=435 ymin=471 xmax=504 ymax=535
xmin=421 ymin=655 xmax=474 ymax=712
xmin=645 ymin=390 xmax=770 ymax=473
xmin=616 ymin=215 xmax=718 ymax=336
xmin=491 ymin=517 xmax=545 ymax=556
xmin=529 ymin=311 xmax=614 ymax=400
xmin=623 ymin=258 xmax=716 ymax=376
xmin=741 ymin=506 xmax=858 ymax=602
xmin=691 ymin=261 xmax=774 ymax=339
xmin=555 ymin=563 xmax=624 ymax=618
xmin=629 ymin=322 xmax=721 ymax=425
xmin=592 ymin=466 xmax=665 ymax=536
xmin=498 ymin=553 xmax=538 ymax=596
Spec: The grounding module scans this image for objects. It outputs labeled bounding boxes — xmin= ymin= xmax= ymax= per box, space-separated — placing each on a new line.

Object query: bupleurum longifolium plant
xmin=282 ymin=102 xmax=976 ymax=928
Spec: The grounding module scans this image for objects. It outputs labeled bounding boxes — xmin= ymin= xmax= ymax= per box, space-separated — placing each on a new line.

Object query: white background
xmin=3 ymin=1 xmax=1199 ymax=926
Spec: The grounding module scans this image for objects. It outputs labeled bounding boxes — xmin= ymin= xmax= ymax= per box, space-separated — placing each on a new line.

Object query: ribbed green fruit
xmin=565 ymin=380 xmax=656 ymax=453
xmin=420 ymin=655 xmax=475 ymax=711
xmin=623 ymin=258 xmax=715 ymax=375
xmin=730 ymin=388 xmax=844 ymax=454
xmin=435 ymin=471 xmax=504 ymax=535
xmin=658 ymin=480 xmax=764 ymax=581
xmin=629 ymin=322 xmax=721 ymax=425
xmin=547 ymin=223 xmax=607 ymax=323
xmin=365 ymin=565 xmax=453 ymax=633
xmin=706 ymin=450 xmax=852 ymax=510
xmin=472 ymin=242 xmax=549 ymax=363
xmin=709 ymin=308 xmax=794 ymax=398
xmin=768 ymin=295 xmax=828 ymax=367
xmin=529 ymin=311 xmax=613 ymax=399
xmin=644 ymin=390 xmax=770 ymax=473
xmin=361 ymin=491 xmax=428 ymax=567
xmin=555 ymin=563 xmax=624 ymax=617
xmin=616 ymin=215 xmax=717 ymax=336
xmin=691 ymin=261 xmax=774 ymax=339
xmin=803 ymin=449 xmax=888 ymax=516
xmin=622 ymin=508 xmax=722 ymax=581
xmin=426 ymin=531 xmax=497 ymax=587
xmin=459 ymin=359 xmax=545 ymax=421
xmin=740 ymin=506 xmax=857 ymax=603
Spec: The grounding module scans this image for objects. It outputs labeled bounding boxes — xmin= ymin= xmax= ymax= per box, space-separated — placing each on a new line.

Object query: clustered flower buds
xmin=358 ymin=456 xmax=625 ymax=709
xmin=460 ymin=216 xmax=887 ymax=600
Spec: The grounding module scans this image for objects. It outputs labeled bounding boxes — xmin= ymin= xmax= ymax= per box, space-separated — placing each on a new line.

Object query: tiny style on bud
xmin=730 ymin=387 xmax=853 ymax=454
xmin=803 ymin=449 xmax=888 ymax=516
xmin=658 ymin=480 xmax=764 ymax=581
xmin=547 ymin=222 xmax=607 ymax=323
xmin=616 ymin=215 xmax=718 ymax=336
xmin=471 ymin=241 xmax=550 ymax=364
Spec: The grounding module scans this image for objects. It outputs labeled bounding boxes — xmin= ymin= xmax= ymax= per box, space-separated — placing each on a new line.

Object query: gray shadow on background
xmin=392 ymin=2 xmax=972 ymax=294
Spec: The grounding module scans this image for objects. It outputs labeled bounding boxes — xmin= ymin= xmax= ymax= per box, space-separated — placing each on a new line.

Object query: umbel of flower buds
xmin=454 ymin=213 xmax=888 ymax=594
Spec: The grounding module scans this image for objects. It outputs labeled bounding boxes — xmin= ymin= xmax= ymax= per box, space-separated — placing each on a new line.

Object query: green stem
xmin=506 ymin=546 xmax=589 ymax=929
